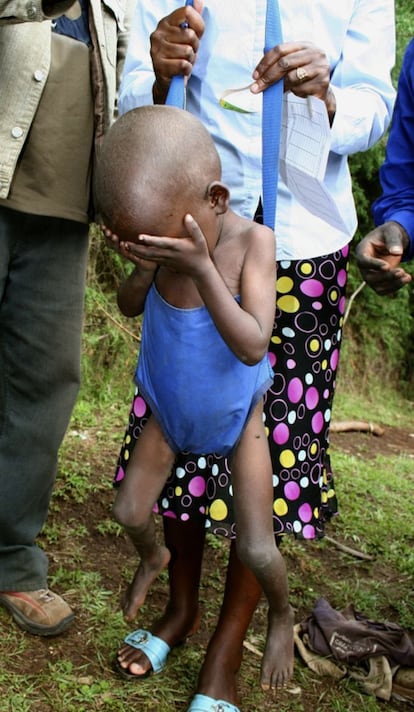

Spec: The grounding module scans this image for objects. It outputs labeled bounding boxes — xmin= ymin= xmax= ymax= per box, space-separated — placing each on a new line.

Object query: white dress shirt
xmin=118 ymin=0 xmax=395 ymax=260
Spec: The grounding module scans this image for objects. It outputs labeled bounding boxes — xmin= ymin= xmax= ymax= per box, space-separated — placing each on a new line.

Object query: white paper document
xmin=279 ymin=94 xmax=349 ymax=232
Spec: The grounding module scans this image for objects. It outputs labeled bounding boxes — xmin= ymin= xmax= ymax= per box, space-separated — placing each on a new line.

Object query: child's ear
xmin=207 ymin=181 xmax=230 ymax=214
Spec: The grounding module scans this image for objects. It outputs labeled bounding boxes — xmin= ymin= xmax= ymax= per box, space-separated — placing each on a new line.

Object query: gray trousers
xmin=0 ymin=206 xmax=89 ymax=590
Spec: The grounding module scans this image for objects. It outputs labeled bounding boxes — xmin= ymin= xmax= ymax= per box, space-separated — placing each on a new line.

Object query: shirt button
xmin=11 ymin=127 xmax=24 ymax=139
xmin=34 ymin=69 xmax=45 ymax=82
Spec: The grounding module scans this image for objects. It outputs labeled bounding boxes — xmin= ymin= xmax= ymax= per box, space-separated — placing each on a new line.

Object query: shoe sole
xmin=0 ymin=595 xmax=74 ymax=636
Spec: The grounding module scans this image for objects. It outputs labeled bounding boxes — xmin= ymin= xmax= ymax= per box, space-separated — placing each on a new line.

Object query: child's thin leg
xmin=231 ymin=401 xmax=294 ymax=690
xmin=113 ymin=415 xmax=176 ymax=621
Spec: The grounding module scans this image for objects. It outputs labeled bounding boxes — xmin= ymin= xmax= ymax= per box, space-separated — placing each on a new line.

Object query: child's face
xmin=126 ymin=192 xmax=216 ymax=245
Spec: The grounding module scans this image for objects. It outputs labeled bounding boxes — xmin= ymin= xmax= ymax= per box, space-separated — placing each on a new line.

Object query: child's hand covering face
xmin=121 ymin=214 xmax=212 ymax=276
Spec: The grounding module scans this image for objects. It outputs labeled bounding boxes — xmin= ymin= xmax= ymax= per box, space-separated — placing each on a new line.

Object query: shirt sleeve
xmin=117 ymin=2 xmax=166 ymax=115
xmin=329 ymin=0 xmax=395 ymax=156
xmin=372 ymin=39 xmax=414 ymax=260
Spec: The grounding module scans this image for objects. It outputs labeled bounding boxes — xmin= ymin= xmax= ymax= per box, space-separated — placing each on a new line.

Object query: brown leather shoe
xmin=0 ymin=588 xmax=74 ymax=636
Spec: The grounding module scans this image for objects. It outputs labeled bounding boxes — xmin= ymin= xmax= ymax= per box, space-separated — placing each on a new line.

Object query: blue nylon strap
xmin=262 ymin=0 xmax=283 ymax=230
xmin=165 ymin=0 xmax=194 ymax=108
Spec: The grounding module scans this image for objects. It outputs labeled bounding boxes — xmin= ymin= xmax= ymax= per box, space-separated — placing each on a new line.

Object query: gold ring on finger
xmin=296 ymin=67 xmax=309 ymax=82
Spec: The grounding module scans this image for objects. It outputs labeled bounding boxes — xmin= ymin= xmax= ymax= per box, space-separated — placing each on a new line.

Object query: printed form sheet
xmin=279 ymin=94 xmax=348 ymax=232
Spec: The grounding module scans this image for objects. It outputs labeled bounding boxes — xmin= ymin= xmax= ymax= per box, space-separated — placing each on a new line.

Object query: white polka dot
xmin=176 ymin=467 xmax=186 ymax=479
xmin=212 ymin=464 xmax=219 ymax=476
xmin=300 ymin=477 xmax=309 ymax=488
xmin=288 ymin=410 xmax=297 ymax=424
xmin=298 ymin=450 xmax=306 ymax=461
xmin=305 ymin=373 xmax=313 ymax=384
xmin=293 ymin=521 xmax=302 ymax=533
xmin=324 ymin=408 xmax=331 ymax=422
xmin=197 ymin=457 xmax=207 ymax=469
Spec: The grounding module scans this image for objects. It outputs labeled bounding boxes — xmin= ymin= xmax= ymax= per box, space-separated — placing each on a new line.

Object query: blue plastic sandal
xmin=187 ymin=694 xmax=240 ymax=712
xmin=115 ymin=628 xmax=171 ymax=680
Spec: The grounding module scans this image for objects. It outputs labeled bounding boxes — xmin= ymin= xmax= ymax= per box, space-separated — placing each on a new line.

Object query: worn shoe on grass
xmin=0 ymin=588 xmax=74 ymax=636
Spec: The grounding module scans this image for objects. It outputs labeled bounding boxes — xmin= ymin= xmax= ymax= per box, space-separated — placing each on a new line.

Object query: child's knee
xmin=113 ymin=493 xmax=143 ymax=531
xmin=236 ymin=536 xmax=275 ymax=574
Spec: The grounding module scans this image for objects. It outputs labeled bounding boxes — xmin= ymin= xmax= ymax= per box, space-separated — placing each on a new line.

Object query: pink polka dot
xmin=181 ymin=513 xmax=190 ymax=521
xmin=330 ymin=348 xmax=339 ymax=371
xmin=305 ymin=386 xmax=319 ymax=410
xmin=302 ymin=524 xmax=316 ymax=539
xmin=337 ymin=269 xmax=347 ymax=287
xmin=273 ymin=423 xmax=290 ymax=445
xmin=285 ymin=481 xmax=300 ymax=501
xmin=339 ymin=296 xmax=346 ymax=315
xmin=268 ymin=351 xmax=276 ymax=368
xmin=286 ymin=359 xmax=296 ymax=369
xmin=311 ymin=411 xmax=324 ymax=434
xmin=342 ymin=244 xmax=350 ymax=258
xmin=114 ymin=467 xmax=125 ymax=483
xmin=133 ymin=396 xmax=147 ymax=418
xmin=189 ymin=475 xmax=206 ymax=497
xmin=312 ymin=301 xmax=323 ymax=310
xmin=164 ymin=510 xmax=178 ymax=519
xmin=300 ymin=279 xmax=324 ymax=297
xmin=287 ymin=377 xmax=303 ymax=404
xmin=298 ymin=503 xmax=312 ymax=523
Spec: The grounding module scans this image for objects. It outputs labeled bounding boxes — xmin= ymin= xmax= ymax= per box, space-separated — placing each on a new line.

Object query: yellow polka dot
xmin=264 ymin=425 xmax=270 ymax=437
xmin=322 ymin=359 xmax=328 ymax=370
xmin=209 ymin=499 xmax=228 ymax=521
xmin=310 ymin=443 xmax=317 ymax=455
xmin=276 ymin=276 xmax=294 ymax=294
xmin=300 ymin=262 xmax=313 ymax=276
xmin=125 ymin=435 xmax=131 ymax=445
xmin=271 ymin=334 xmax=282 ymax=345
xmin=327 ymin=489 xmax=336 ymax=499
xmin=175 ymin=486 xmax=183 ymax=496
xmin=276 ymin=295 xmax=300 ymax=314
xmin=313 ymin=507 xmax=320 ymax=519
xmin=330 ymin=289 xmax=338 ymax=302
xmin=124 ymin=450 xmax=130 ymax=461
xmin=280 ymin=449 xmax=295 ymax=468
xmin=321 ymin=491 xmax=328 ymax=504
xmin=309 ymin=338 xmax=320 ymax=353
xmin=274 ymin=498 xmax=288 ymax=516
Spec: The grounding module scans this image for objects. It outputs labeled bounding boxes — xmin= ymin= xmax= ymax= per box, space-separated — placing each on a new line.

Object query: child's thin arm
xmin=117 ymin=260 xmax=157 ymax=317
xmin=192 ymin=222 xmax=276 ymax=365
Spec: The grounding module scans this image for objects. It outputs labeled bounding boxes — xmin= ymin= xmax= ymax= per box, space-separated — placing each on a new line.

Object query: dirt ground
xmin=3 ymin=422 xmax=414 ymax=711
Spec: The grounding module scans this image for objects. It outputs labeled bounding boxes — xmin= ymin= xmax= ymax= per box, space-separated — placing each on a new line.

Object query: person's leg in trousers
xmin=0 ymin=207 xmax=88 ymax=593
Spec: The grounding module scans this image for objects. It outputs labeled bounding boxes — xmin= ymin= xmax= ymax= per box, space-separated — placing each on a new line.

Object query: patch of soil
xmin=330 ymin=422 xmax=414 ymax=461
xmin=2 ymin=422 xmax=414 ymax=711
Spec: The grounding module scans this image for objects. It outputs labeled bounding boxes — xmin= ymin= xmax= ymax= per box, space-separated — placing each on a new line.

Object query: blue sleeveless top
xmin=135 ymin=284 xmax=273 ymax=456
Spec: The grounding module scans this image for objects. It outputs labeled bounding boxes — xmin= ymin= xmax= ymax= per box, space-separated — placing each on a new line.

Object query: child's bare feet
xmin=122 ymin=544 xmax=171 ymax=622
xmin=260 ymin=604 xmax=295 ymax=691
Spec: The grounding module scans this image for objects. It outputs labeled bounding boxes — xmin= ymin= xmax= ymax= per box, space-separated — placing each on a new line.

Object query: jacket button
xmin=11 ymin=127 xmax=24 ymax=139
xmin=26 ymin=3 xmax=38 ymax=20
xmin=34 ymin=69 xmax=45 ymax=82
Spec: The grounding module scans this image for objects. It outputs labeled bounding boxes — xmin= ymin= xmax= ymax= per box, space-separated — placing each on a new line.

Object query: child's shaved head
xmin=96 ymin=105 xmax=222 ymax=240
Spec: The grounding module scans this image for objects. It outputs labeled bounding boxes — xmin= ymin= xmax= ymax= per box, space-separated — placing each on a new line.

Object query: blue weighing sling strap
xmin=166 ymin=0 xmax=284 ymax=229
